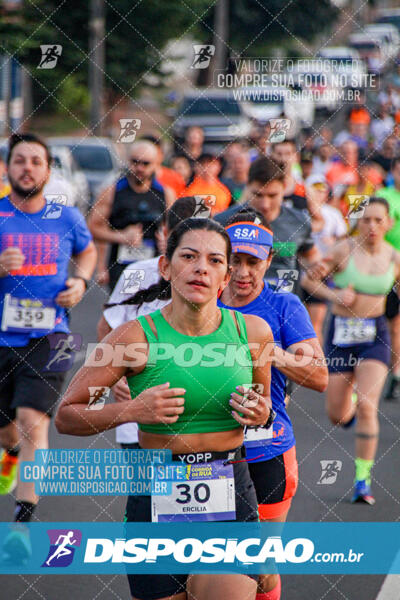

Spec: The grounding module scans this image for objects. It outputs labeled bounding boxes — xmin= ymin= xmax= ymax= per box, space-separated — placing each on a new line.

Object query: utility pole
xmin=3 ymin=56 xmax=12 ymax=135
xmin=213 ymin=0 xmax=229 ymax=73
xmin=89 ymin=0 xmax=105 ymax=136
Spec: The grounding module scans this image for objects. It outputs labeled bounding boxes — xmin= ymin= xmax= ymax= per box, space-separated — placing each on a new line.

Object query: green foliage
xmin=0 ymin=0 xmax=211 ymax=116
xmin=57 ymin=74 xmax=90 ymax=115
xmin=205 ymin=0 xmax=339 ymax=55
xmin=0 ymin=0 xmax=338 ymax=120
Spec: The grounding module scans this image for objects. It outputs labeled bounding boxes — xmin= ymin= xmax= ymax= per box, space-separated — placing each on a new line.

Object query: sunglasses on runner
xmin=311 ymin=182 xmax=328 ymax=191
xmin=130 ymin=158 xmax=151 ymax=166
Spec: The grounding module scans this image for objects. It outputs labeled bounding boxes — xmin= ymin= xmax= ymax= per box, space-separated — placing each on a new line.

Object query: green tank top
xmin=127 ymin=308 xmax=253 ymax=435
xmin=333 ymin=255 xmax=395 ymax=296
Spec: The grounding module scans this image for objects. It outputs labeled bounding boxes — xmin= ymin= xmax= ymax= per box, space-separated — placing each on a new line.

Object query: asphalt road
xmin=0 ymin=271 xmax=399 ymax=600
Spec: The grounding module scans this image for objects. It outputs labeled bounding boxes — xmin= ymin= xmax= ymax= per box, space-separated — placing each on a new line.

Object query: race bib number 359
xmin=151 ymin=461 xmax=235 ymax=523
xmin=1 ymin=294 xmax=56 ymax=333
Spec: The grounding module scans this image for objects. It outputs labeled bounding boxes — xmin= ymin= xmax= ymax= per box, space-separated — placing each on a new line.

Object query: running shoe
xmin=385 ymin=377 xmax=400 ymax=401
xmin=351 ymin=480 xmax=375 ymax=505
xmin=2 ymin=525 xmax=32 ymax=565
xmin=0 ymin=450 xmax=18 ymax=495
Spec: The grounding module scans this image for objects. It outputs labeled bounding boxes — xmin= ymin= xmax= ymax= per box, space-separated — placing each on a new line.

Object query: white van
xmin=316 ymin=46 xmax=367 ymax=88
xmin=348 ymin=33 xmax=387 ymax=74
xmin=365 ymin=23 xmax=399 ymax=61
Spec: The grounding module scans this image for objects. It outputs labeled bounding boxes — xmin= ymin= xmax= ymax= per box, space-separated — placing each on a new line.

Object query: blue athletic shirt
xmin=0 ymin=196 xmax=92 ymax=347
xmin=218 ymin=283 xmax=316 ymax=462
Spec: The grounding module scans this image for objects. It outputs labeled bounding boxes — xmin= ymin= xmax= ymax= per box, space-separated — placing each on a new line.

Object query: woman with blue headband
xmin=219 ymin=209 xmax=328 ymax=600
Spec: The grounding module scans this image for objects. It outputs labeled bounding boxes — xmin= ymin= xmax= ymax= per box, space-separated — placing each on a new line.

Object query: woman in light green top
xmin=56 ymin=217 xmax=274 ymax=600
xmin=302 ymin=197 xmax=400 ymax=506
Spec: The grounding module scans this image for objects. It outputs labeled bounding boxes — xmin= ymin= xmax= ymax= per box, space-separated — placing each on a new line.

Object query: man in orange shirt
xmin=182 ymin=153 xmax=231 ymax=215
xmin=143 ymin=136 xmax=186 ymax=198
xmin=326 ymin=140 xmax=359 ymax=188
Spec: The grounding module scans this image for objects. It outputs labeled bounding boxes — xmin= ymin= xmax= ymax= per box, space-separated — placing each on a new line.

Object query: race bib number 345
xmin=151 ymin=461 xmax=235 ymax=523
xmin=1 ymin=294 xmax=56 ymax=333
xmin=333 ymin=316 xmax=376 ymax=347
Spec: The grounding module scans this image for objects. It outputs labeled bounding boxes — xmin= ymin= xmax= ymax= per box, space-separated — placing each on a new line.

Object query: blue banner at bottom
xmin=0 ymin=522 xmax=399 ymax=574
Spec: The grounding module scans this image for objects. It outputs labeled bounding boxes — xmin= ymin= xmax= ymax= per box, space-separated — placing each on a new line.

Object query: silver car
xmin=172 ymin=90 xmax=252 ymax=147
xmin=49 ymin=137 xmax=123 ymax=207
xmin=48 ymin=145 xmax=90 ymax=213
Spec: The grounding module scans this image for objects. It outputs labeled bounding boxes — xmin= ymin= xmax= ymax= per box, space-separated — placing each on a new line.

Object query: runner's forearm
xmin=301 ymin=274 xmax=338 ymax=302
xmin=89 ymin=222 xmax=124 ymax=244
xmin=55 ymin=399 xmax=135 ymax=436
xmin=276 ymin=358 xmax=328 ymax=392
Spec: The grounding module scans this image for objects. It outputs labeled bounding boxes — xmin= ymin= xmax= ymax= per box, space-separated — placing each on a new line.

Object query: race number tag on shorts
xmin=151 ymin=460 xmax=236 ymax=523
xmin=117 ymin=242 xmax=155 ymax=264
xmin=333 ymin=316 xmax=376 ymax=347
xmin=244 ymin=425 xmax=273 ymax=448
xmin=1 ymin=294 xmax=56 ymax=333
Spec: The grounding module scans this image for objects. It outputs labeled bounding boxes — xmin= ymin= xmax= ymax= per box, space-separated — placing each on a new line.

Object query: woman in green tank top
xmin=302 ymin=198 xmax=400 ymax=506
xmin=56 ymin=218 xmax=274 ymax=600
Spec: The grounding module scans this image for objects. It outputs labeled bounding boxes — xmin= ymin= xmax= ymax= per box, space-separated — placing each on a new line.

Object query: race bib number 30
xmin=151 ymin=461 xmax=235 ymax=523
xmin=1 ymin=294 xmax=56 ymax=333
xmin=333 ymin=316 xmax=376 ymax=347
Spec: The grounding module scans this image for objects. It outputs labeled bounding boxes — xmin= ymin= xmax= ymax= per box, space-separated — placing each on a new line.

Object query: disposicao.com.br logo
xmin=83 ymin=536 xmax=314 ymax=564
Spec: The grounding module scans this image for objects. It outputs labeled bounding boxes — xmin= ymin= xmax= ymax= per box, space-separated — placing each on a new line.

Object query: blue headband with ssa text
xmin=225 ymin=221 xmax=274 ymax=260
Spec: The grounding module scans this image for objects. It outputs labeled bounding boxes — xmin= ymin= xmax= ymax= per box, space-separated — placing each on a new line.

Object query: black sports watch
xmin=265 ymin=407 xmax=277 ymax=429
xmin=73 ymin=276 xmax=89 ymax=290
xmin=246 ymin=407 xmax=276 ymax=432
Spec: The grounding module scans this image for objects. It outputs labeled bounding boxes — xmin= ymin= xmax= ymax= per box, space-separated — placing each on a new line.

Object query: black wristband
xmin=73 ymin=276 xmax=89 ymax=290
xmin=265 ymin=407 xmax=277 ymax=429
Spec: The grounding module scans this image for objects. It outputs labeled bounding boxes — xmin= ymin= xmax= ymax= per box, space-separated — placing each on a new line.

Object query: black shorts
xmin=300 ymin=286 xmax=327 ymax=306
xmin=0 ymin=336 xmax=67 ymax=428
xmin=125 ymin=450 xmax=259 ymax=600
xmin=248 ymin=447 xmax=298 ymax=520
xmin=324 ymin=314 xmax=391 ymax=373
xmin=385 ymin=287 xmax=400 ymax=320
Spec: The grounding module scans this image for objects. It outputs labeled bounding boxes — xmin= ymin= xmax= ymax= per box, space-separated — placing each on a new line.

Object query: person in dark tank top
xmin=88 ymin=141 xmax=174 ymax=291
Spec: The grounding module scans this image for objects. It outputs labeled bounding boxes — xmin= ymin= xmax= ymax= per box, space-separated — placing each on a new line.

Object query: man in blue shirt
xmin=219 ymin=210 xmax=328 ymax=600
xmin=0 ymin=133 xmax=96 ymax=539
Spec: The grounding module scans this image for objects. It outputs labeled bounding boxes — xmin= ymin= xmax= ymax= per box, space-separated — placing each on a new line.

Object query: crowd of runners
xmin=1 ymin=77 xmax=400 ymax=599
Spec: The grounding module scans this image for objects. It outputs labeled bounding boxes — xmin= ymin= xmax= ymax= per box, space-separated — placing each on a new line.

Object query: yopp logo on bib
xmin=117 ymin=119 xmax=142 ymax=143
xmin=121 ymin=269 xmax=146 ymax=294
xmin=191 ymin=45 xmax=215 ymax=69
xmin=347 ymin=195 xmax=369 ymax=218
xmin=37 ymin=45 xmax=62 ymax=69
xmin=268 ymin=118 xmax=291 ymax=143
